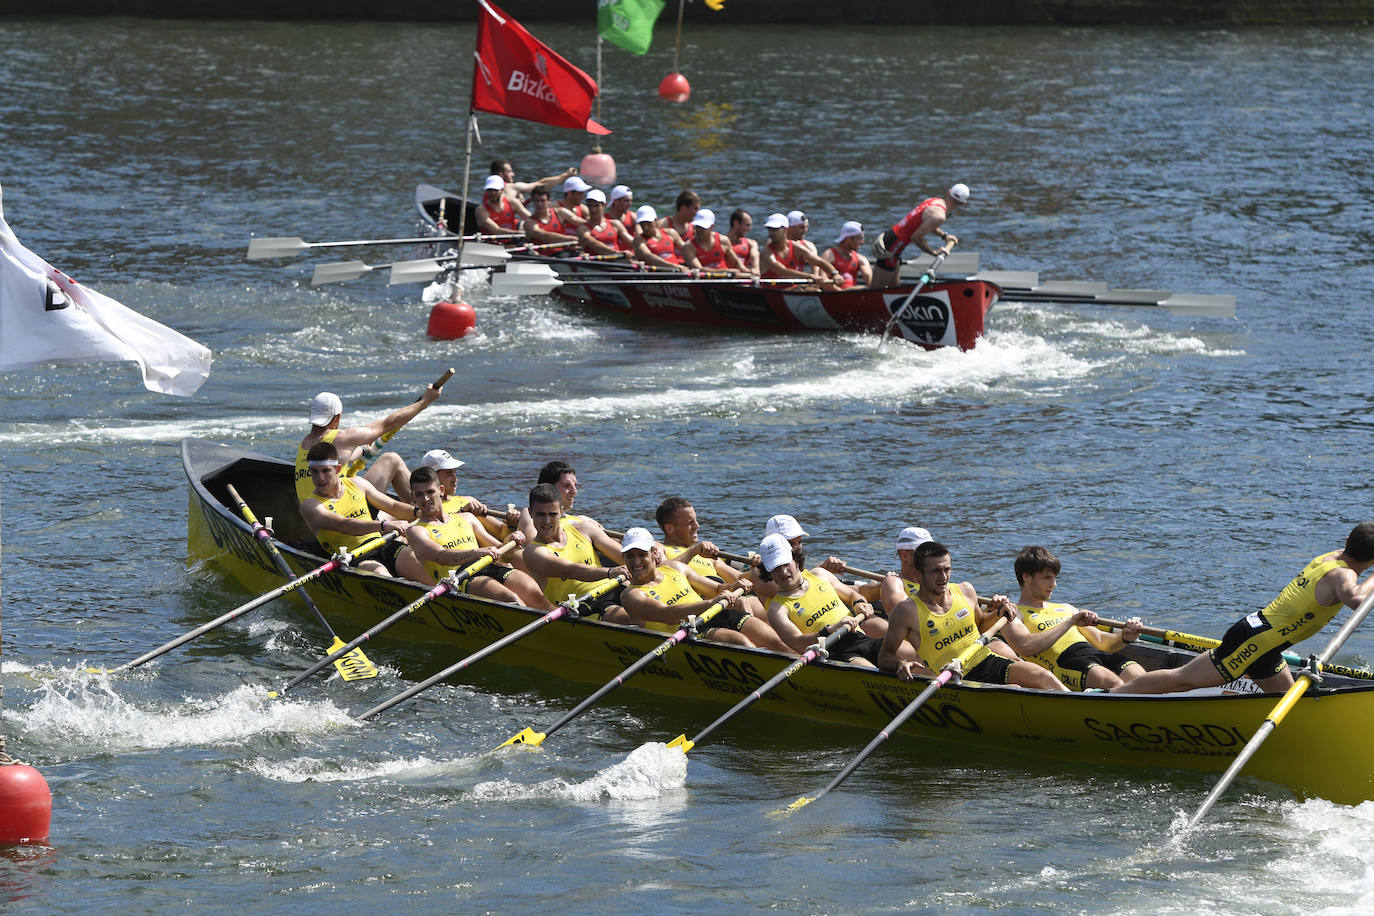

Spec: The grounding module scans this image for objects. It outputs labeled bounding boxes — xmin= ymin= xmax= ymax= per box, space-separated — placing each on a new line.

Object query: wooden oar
xmin=1186 ymin=588 xmax=1374 ymax=828
xmin=343 ymin=367 xmax=454 ymax=477
xmin=269 ymin=540 xmax=519 ymax=698
xmin=497 ymin=587 xmax=746 ymax=750
xmin=784 ymin=617 xmax=1009 ymax=813
xmin=667 ymin=623 xmax=856 ymax=755
xmin=246 ymin=232 xmax=496 ymax=260
xmin=879 ymin=244 xmax=952 ymax=351
xmin=354 ymin=577 xmax=625 ymax=721
xmin=1094 ymin=617 xmax=1374 ymax=680
xmin=227 ymin=485 xmax=378 ymax=682
xmin=106 ymin=533 xmax=397 ymax=673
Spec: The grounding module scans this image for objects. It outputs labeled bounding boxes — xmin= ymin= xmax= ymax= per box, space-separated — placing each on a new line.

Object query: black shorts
xmin=575 ymin=583 xmax=627 ymax=619
xmin=331 ymin=537 xmax=403 ymax=576
xmin=701 ymin=607 xmax=751 ymax=634
xmin=965 ymin=654 xmax=1014 ymax=685
xmin=469 ymin=564 xmax=517 ymax=585
xmin=1055 ymin=641 xmax=1139 ymax=675
xmin=1210 ymin=613 xmax=1289 ymax=681
xmin=827 ymin=631 xmax=884 ymax=665
xmin=873 ymin=229 xmax=903 ymax=272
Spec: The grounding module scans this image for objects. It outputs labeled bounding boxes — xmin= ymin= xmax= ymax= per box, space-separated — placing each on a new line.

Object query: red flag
xmin=472 ymin=0 xmax=611 ymax=135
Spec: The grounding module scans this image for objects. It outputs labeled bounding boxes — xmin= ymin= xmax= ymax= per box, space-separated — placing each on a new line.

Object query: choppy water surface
xmin=3 ymin=16 xmax=1374 ymax=914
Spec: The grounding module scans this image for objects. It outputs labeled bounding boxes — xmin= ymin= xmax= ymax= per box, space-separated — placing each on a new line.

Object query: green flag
xmin=598 ymin=0 xmax=665 ymax=55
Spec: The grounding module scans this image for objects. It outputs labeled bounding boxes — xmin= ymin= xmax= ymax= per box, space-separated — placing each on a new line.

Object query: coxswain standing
xmin=681 ymin=209 xmax=748 ymax=277
xmin=491 ymin=159 xmax=576 ymax=206
xmin=474 ymin=175 xmax=528 ymax=238
xmin=759 ymin=213 xmax=842 ymax=289
xmin=522 ymin=186 xmax=579 ymax=247
xmin=726 ymin=209 xmax=760 ymax=276
xmin=871 ymin=182 xmax=968 ymax=289
xmin=632 ymin=206 xmax=689 ymax=272
xmin=577 ymin=189 xmax=635 ymax=257
xmin=823 ymin=221 xmax=872 ymax=289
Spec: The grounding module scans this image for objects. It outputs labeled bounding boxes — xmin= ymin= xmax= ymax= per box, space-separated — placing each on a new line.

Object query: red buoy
xmin=579 ymin=152 xmax=616 ymax=186
xmin=427 ymin=300 xmax=476 ymax=340
xmin=658 ymin=72 xmax=691 ymax=103
xmin=0 ymin=765 xmax=51 ymax=845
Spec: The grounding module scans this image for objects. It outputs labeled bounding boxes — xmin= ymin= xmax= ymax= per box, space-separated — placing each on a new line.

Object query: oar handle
xmin=348 ymin=368 xmax=455 ymax=473
xmin=226 ymin=485 xmax=336 ymax=633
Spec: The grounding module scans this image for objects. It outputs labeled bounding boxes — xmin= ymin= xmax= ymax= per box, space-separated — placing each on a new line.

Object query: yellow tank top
xmin=1260 ymin=553 xmax=1349 ymax=642
xmin=663 ymin=544 xmax=721 ymax=580
xmin=912 ymin=586 xmax=991 ymax=672
xmin=632 ymin=564 xmax=703 ymax=633
xmin=770 ymin=571 xmax=848 ymax=635
xmin=416 ymin=513 xmax=481 ymax=583
xmin=295 ymin=428 xmax=340 ymax=502
xmin=537 ymin=519 xmax=610 ymax=604
xmin=302 ymin=477 xmax=381 ymax=555
xmin=442 ymin=494 xmax=473 ymax=516
xmin=1016 ymin=602 xmax=1088 ymax=667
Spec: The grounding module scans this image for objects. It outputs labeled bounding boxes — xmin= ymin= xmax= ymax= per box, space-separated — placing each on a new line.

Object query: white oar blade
xmin=310 ymin=260 xmax=373 ymax=286
xmin=1158 ymin=293 xmax=1236 ymax=318
xmin=247 ymin=236 xmax=309 ymax=260
xmin=490 ymin=272 xmax=562 ymax=297
xmin=461 ymin=242 xmax=513 ymax=266
xmin=387 ymin=258 xmax=447 ymax=286
xmin=970 ymin=270 xmax=1040 ymax=289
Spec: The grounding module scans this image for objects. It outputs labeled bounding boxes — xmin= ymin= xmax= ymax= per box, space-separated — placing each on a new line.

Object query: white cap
xmin=896 ymin=526 xmax=933 ymax=550
xmin=309 ymin=392 xmax=342 ymax=426
xmin=483 ymin=174 xmax=505 ymax=191
xmin=692 ymin=208 xmax=716 ymax=229
xmin=764 ymin=213 xmax=788 ymax=230
xmin=421 ymin=449 xmax=464 ymax=471
xmin=948 ymin=182 xmax=970 ymax=203
xmin=759 ymin=533 xmax=794 ymax=572
xmin=562 ymin=176 xmax=591 ymax=193
xmin=610 ymin=184 xmax=633 ymax=202
xmin=585 ymin=188 xmax=607 ymax=204
xmin=787 ymin=210 xmax=807 ymax=227
xmin=765 ymin=514 xmax=807 ymax=539
xmin=635 ymin=204 xmax=658 ymax=223
xmin=834 ymin=220 xmax=863 ymax=244
xmin=621 ymin=527 xmax=655 ymax=553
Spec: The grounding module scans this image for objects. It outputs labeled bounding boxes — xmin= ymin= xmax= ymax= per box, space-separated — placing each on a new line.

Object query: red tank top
xmin=644 ymin=232 xmax=682 ymax=264
xmin=532 ymin=211 xmax=567 ymax=236
xmin=585 ymin=219 xmax=621 ymax=249
xmin=481 ymin=195 xmax=519 ymax=230
xmin=731 ymin=237 xmax=752 ymax=263
xmin=692 ymin=231 xmax=728 ymax=269
xmin=828 ymin=246 xmax=859 ymax=288
xmin=892 ymin=197 xmax=945 ymax=245
xmin=762 ymin=239 xmax=803 ymax=279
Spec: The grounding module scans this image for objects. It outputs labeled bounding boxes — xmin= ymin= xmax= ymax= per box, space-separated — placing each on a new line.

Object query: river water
xmin=2 ymin=15 xmax=1374 ymax=914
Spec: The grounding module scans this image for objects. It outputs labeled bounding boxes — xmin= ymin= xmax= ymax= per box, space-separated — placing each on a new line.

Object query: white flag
xmin=0 ymin=185 xmax=212 ymax=397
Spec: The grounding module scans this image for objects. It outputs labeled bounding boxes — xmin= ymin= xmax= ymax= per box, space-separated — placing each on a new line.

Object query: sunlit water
xmin=3 ymin=16 xmax=1374 ymax=914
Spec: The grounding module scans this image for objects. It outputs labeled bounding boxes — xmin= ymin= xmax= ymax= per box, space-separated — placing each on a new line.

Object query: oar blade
xmin=782 ymin=795 xmax=815 ymax=814
xmin=1158 ymin=293 xmax=1236 ymax=318
xmin=665 ymin=734 xmax=694 ymax=754
xmin=461 ymin=242 xmax=513 ymax=266
xmin=386 ymin=258 xmax=448 ymax=286
xmin=497 ymin=727 xmax=547 ymax=749
xmin=329 ymin=637 xmax=379 ymax=681
xmin=247 ymin=236 xmax=309 ymax=260
xmin=310 ymin=260 xmax=373 ymax=286
xmin=490 ymin=271 xmax=562 ymax=297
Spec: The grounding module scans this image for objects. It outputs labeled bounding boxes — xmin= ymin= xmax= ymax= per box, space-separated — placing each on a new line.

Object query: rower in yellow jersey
xmin=296 ymin=441 xmax=417 ymax=576
xmin=655 ymin=496 xmax=740 ymax=584
xmin=521 ymin=483 xmax=630 ymax=621
xmin=1114 ymin=522 xmax=1374 ymax=694
xmin=876 ymin=541 xmax=1067 ymax=689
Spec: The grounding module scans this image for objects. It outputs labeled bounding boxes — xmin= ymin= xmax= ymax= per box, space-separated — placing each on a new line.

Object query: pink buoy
xmin=0 ymin=765 xmax=51 ymax=845
xmin=427 ymin=300 xmax=476 ymax=340
xmin=579 ymin=152 xmax=616 ymax=186
xmin=658 ymin=72 xmax=691 ymax=103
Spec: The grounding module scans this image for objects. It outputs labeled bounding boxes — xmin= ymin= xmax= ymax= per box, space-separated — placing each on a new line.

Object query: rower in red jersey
xmin=727 ymin=209 xmax=760 ymax=276
xmin=824 ymin=221 xmax=873 ymax=289
xmin=555 ymin=175 xmax=592 ymax=229
xmin=658 ymin=190 xmax=700 ymax=243
xmin=474 ymin=175 xmax=528 ymax=238
xmin=577 ymin=189 xmax=635 ymax=257
xmin=633 ymin=205 xmax=690 ymax=272
xmin=872 ymin=182 xmax=968 ymax=288
xmin=608 ymin=185 xmax=637 ymax=235
xmin=759 ymin=213 xmax=842 ymax=288
xmin=681 ymin=209 xmax=748 ymax=276
xmin=522 ymin=186 xmax=579 ymax=247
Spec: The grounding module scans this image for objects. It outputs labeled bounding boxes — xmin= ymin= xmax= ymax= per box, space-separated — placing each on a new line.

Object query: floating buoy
xmin=579 ymin=152 xmax=616 ymax=186
xmin=658 ymin=72 xmax=691 ymax=103
xmin=427 ymin=300 xmax=476 ymax=340
xmin=0 ymin=764 xmax=51 ymax=845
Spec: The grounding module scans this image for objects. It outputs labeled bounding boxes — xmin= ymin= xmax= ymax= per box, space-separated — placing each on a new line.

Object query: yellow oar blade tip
xmin=786 ymin=796 xmax=814 ymax=813
xmin=496 ymin=728 xmax=546 ymax=750
xmin=266 ymin=690 xmax=280 ymax=699
xmin=84 ymin=667 xmax=108 ymax=675
xmin=664 ymin=735 xmax=694 ymax=754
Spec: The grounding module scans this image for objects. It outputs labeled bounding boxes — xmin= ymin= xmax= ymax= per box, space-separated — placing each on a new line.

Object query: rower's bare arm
xmin=766 ymin=606 xmax=813 ymax=654
xmin=356 ymin=478 xmax=416 ymax=521
xmin=337 ymin=384 xmax=442 ymax=448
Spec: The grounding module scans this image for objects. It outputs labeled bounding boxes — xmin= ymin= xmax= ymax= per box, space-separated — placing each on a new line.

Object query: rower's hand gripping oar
xmin=667 ymin=622 xmax=857 ymax=755
xmin=355 ymin=576 xmax=625 ymax=721
xmin=104 ymin=534 xmax=396 ymax=674
xmin=784 ymin=616 xmax=1009 ymax=813
xmin=269 ymin=540 xmax=519 ymax=698
xmin=1186 ymin=586 xmax=1374 ymax=828
xmin=343 ymin=368 xmax=454 ymax=478
xmin=226 ymin=485 xmax=377 ymax=682
xmin=1094 ymin=616 xmax=1374 ymax=681
xmin=878 ymin=243 xmax=953 ymax=351
xmin=498 ymin=586 xmax=748 ymax=750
